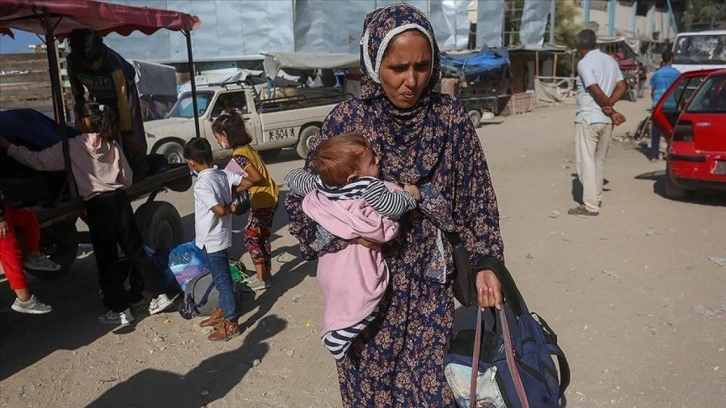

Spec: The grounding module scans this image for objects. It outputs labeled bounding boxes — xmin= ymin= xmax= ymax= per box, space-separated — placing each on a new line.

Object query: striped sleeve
xmin=361 ymin=179 xmax=417 ymax=218
xmin=284 ymin=168 xmax=318 ymax=196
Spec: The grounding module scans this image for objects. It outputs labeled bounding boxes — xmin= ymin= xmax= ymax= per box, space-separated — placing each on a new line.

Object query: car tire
xmin=134 ymin=201 xmax=184 ymax=251
xmin=664 ymin=165 xmax=690 ymax=200
xmin=296 ymin=125 xmax=321 ymax=159
xmin=468 ymin=110 xmax=482 ymax=128
xmin=25 ymin=220 xmax=78 ymax=279
xmin=157 ymin=141 xmax=185 ymax=164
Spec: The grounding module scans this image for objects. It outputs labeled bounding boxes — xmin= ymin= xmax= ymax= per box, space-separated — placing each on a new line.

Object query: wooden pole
xmin=553 ymin=53 xmax=559 ymax=78
xmin=535 ymin=51 xmax=540 ymax=77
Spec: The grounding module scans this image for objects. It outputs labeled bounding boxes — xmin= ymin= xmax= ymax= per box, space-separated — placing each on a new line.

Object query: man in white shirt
xmin=570 ymin=29 xmax=628 ymax=216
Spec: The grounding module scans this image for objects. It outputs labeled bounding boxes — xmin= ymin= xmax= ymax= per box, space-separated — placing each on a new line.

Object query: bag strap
xmin=469 ymin=308 xmax=483 ymax=408
xmin=500 ymin=307 xmax=530 ymax=408
xmin=194 ymin=274 xmax=216 ymax=308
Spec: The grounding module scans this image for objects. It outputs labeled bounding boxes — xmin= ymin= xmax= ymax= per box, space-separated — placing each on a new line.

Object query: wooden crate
xmin=501 ymin=92 xmax=535 ymax=116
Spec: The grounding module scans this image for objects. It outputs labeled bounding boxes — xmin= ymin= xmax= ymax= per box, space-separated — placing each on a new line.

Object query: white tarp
xmin=429 ymin=0 xmax=470 ymax=50
xmin=477 ymin=0 xmax=504 ymax=48
xmin=262 ymin=52 xmax=359 ymax=80
xmin=519 ymin=0 xmax=550 ymax=47
xmin=129 ymin=60 xmax=177 ymax=96
xmin=103 ymin=0 xmax=294 ymax=62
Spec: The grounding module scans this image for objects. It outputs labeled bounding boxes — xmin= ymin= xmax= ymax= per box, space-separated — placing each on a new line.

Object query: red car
xmin=652 ymin=69 xmax=726 ymax=199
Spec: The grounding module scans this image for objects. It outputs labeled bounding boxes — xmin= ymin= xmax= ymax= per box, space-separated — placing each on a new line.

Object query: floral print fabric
xmin=284 ymin=3 xmax=504 ymax=406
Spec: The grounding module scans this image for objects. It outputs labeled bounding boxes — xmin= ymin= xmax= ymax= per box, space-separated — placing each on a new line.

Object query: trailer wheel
xmin=468 ymin=110 xmax=482 ymax=128
xmin=26 ymin=220 xmax=78 ymax=279
xmin=296 ymin=125 xmax=320 ymax=159
xmin=157 ymin=141 xmax=185 ymax=164
xmin=135 ymin=202 xmax=184 ymax=251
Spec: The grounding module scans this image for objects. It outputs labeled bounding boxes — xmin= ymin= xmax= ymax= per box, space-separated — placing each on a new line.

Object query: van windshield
xmin=673 ymin=34 xmax=726 ymax=65
xmin=167 ymin=91 xmax=214 ymax=118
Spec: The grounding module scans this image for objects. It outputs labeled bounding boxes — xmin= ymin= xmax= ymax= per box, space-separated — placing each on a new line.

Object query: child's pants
xmin=84 ymin=190 xmax=167 ymax=312
xmin=0 ymin=206 xmax=40 ymax=291
xmin=243 ymin=205 xmax=277 ymax=269
xmin=204 ymin=248 xmax=237 ymax=321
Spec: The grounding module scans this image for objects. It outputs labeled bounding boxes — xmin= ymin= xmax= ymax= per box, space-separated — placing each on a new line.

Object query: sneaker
xmin=243 ymin=276 xmax=271 ymax=292
xmin=567 ymin=205 xmax=599 ymax=217
xmin=149 ymin=293 xmax=179 ymax=315
xmin=98 ymin=308 xmax=134 ymax=325
xmin=23 ymin=255 xmax=60 ymax=271
xmin=11 ymin=295 xmax=52 ymax=314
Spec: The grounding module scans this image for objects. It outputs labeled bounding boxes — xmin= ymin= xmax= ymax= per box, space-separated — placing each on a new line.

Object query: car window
xmin=686 ymin=76 xmax=726 ymax=113
xmin=210 ymin=91 xmax=248 ymax=118
xmin=661 ymin=76 xmax=707 ymax=113
xmin=167 ymin=91 xmax=213 ymax=118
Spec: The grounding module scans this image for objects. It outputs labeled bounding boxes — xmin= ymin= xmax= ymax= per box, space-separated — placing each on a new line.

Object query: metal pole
xmin=184 ymin=30 xmax=201 ymax=140
xmin=583 ymin=0 xmax=591 ymax=24
xmin=632 ymin=0 xmax=637 ymax=38
xmin=44 ymin=16 xmax=77 ymax=200
xmin=666 ymin=0 xmax=679 ymax=35
xmin=549 ymin=0 xmax=556 ymax=44
xmin=608 ymin=0 xmax=615 ymax=36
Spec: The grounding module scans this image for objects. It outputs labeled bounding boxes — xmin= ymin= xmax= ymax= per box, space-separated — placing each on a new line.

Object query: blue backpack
xmin=444 ymin=261 xmax=570 ymax=408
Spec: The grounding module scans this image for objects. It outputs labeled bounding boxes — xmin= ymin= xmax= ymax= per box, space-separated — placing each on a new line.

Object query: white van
xmin=672 ymin=30 xmax=726 ymax=73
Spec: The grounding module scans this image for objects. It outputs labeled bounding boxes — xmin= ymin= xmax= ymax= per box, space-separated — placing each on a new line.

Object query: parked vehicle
xmin=146 ymin=52 xmax=359 ymax=161
xmin=672 ymin=30 xmax=726 ymax=73
xmin=439 ymin=46 xmax=512 ymax=127
xmin=651 ymin=68 xmax=726 ymax=199
xmin=0 ymin=0 xmax=200 ymax=277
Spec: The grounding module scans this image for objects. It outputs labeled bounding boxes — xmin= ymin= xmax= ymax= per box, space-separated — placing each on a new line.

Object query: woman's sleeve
xmin=7 ymin=142 xmax=66 ymax=172
xmin=284 ymin=104 xmax=350 ymax=260
xmin=450 ymin=102 xmax=504 ymax=265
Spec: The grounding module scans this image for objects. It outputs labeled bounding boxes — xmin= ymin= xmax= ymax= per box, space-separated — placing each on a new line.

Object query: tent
xmin=262 ymin=52 xmax=359 ymax=80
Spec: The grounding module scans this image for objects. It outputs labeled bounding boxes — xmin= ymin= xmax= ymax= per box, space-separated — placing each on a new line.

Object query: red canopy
xmin=0 ymin=0 xmax=199 ymax=38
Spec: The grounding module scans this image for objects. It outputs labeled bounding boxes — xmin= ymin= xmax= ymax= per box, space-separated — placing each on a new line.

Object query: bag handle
xmin=468 ymin=306 xmax=530 ymax=408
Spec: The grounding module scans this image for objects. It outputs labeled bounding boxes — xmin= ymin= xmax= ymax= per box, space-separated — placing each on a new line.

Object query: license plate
xmin=268 ymin=127 xmax=295 ymax=141
xmin=716 ymin=160 xmax=726 ymax=175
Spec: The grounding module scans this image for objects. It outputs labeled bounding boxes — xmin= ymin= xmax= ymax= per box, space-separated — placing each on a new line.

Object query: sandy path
xmin=1 ymin=97 xmax=724 ymax=407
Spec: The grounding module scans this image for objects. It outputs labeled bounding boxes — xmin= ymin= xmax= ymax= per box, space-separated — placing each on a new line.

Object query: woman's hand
xmin=352 ymin=237 xmax=381 ymax=250
xmin=475 ymin=269 xmax=503 ymax=310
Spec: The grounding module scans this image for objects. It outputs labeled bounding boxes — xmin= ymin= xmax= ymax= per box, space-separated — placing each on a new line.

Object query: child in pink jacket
xmin=285 ymin=132 xmax=420 ymax=364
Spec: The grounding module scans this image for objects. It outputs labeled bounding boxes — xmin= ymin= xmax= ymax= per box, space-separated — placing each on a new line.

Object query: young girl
xmin=0 ymin=102 xmax=177 ymax=325
xmin=212 ymin=108 xmax=278 ymax=292
xmin=0 ymin=190 xmax=57 ymax=314
xmin=284 ymin=132 xmax=420 ymax=364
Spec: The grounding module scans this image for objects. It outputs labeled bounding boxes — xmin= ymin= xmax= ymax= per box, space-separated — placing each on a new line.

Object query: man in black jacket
xmin=67 ymin=29 xmax=148 ymax=182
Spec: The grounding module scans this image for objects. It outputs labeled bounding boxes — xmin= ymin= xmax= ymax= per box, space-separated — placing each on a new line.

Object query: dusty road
xmin=1 ymin=97 xmax=725 ymax=408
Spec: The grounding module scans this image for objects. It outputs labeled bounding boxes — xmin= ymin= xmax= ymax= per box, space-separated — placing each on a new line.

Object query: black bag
xmin=444 ymin=231 xmax=477 ymax=307
xmin=444 ymin=259 xmax=570 ymax=408
xmin=232 ymin=190 xmax=251 ymax=216
xmin=178 ymin=272 xmax=243 ymax=319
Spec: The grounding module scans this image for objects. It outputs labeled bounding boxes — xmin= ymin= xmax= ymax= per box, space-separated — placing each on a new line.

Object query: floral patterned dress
xmin=285 ymin=3 xmax=504 ymax=407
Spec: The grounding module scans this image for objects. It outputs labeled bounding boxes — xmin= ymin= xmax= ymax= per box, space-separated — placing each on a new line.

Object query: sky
xmin=0 ymin=30 xmax=42 ymax=54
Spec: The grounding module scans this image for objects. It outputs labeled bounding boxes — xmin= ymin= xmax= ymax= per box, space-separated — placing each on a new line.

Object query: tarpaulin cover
xmin=262 ymin=52 xmax=359 ymax=80
xmin=440 ymin=47 xmax=510 ymax=79
xmin=0 ymin=0 xmax=199 ymax=38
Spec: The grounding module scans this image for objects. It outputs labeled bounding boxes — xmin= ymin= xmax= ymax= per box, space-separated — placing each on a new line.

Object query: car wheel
xmin=157 ymin=141 xmax=185 ymax=164
xmin=664 ymin=165 xmax=690 ymax=200
xmin=135 ymin=201 xmax=184 ymax=251
xmin=25 ymin=220 xmax=78 ymax=279
xmin=468 ymin=110 xmax=482 ymax=128
xmin=296 ymin=125 xmax=320 ymax=159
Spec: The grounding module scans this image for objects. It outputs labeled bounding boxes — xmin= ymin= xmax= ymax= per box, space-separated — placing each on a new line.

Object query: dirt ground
xmin=1 ymin=97 xmax=725 ymax=408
